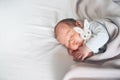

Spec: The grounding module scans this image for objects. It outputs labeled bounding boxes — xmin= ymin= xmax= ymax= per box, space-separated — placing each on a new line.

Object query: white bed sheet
xmin=1 ymin=0 xmax=120 ymax=80
xmin=0 ymin=0 xmax=76 ymax=80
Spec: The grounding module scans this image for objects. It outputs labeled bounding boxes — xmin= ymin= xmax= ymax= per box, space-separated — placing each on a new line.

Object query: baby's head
xmin=54 ymin=18 xmax=84 ymax=50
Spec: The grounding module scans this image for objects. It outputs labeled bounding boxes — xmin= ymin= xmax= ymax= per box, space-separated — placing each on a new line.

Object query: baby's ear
xmin=76 ymin=20 xmax=83 ymax=28
xmin=84 ymin=19 xmax=90 ymax=29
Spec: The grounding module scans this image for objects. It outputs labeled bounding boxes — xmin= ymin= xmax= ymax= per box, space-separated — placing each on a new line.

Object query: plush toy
xmin=74 ymin=19 xmax=92 ymax=42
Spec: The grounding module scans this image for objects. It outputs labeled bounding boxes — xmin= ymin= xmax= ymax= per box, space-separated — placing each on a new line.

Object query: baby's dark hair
xmin=54 ymin=18 xmax=77 ymax=38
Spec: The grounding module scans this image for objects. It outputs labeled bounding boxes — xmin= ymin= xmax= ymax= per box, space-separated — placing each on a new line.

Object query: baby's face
xmin=56 ymin=23 xmax=84 ymax=50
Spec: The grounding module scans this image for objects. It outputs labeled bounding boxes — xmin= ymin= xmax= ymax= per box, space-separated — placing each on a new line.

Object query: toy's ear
xmin=84 ymin=19 xmax=90 ymax=29
xmin=73 ymin=27 xmax=83 ymax=34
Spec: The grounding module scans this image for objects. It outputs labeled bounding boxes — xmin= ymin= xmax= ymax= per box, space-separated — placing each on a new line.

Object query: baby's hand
xmin=68 ymin=44 xmax=93 ymax=62
xmin=73 ymin=51 xmax=93 ymax=62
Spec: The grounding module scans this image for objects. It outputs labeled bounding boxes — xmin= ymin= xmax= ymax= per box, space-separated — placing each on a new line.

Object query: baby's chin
xmin=70 ymin=46 xmax=79 ymax=50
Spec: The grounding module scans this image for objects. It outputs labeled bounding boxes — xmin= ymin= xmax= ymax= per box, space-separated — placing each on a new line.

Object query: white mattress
xmin=0 ymin=0 xmax=76 ymax=80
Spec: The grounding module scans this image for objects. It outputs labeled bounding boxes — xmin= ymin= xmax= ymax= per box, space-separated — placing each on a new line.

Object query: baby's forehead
xmin=57 ymin=23 xmax=71 ymax=30
xmin=56 ymin=23 xmax=71 ymax=37
xmin=56 ymin=23 xmax=70 ymax=44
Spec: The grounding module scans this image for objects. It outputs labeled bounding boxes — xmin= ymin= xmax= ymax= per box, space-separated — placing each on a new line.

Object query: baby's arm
xmin=86 ymin=21 xmax=109 ymax=54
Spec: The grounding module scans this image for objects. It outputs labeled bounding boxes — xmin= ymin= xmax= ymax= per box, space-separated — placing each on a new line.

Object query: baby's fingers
xmin=73 ymin=53 xmax=82 ymax=62
xmin=81 ymin=52 xmax=94 ymax=61
xmin=81 ymin=55 xmax=87 ymax=61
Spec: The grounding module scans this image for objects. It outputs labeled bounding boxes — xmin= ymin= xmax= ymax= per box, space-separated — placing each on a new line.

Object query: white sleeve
xmin=86 ymin=21 xmax=109 ymax=54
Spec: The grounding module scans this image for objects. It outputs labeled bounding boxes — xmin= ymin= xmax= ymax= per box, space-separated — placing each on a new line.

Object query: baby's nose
xmin=70 ymin=39 xmax=79 ymax=47
xmin=70 ymin=39 xmax=75 ymax=45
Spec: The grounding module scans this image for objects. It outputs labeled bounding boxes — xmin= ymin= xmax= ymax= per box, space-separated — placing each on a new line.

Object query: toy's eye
xmin=87 ymin=31 xmax=91 ymax=34
xmin=84 ymin=35 xmax=86 ymax=38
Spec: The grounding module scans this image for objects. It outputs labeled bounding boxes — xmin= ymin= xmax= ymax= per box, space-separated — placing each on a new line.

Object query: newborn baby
xmin=54 ymin=18 xmax=109 ymax=61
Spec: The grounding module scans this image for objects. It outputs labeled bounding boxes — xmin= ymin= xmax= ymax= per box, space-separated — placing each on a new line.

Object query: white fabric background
xmin=0 ymin=0 xmax=76 ymax=80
